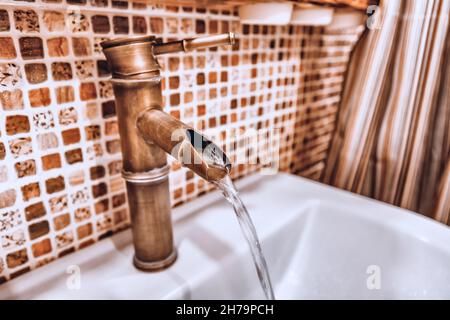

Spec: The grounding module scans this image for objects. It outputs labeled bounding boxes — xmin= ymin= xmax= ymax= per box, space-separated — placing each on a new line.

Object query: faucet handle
xmin=153 ymin=32 xmax=236 ymax=56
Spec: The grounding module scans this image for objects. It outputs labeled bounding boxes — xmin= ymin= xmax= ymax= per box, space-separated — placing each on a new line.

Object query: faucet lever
xmin=153 ymin=32 xmax=236 ymax=56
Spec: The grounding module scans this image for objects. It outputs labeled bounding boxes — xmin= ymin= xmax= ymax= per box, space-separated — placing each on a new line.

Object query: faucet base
xmin=133 ymin=249 xmax=177 ymax=271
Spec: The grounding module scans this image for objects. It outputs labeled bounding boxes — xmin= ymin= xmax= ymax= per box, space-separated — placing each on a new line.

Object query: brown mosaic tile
xmin=181 ymin=18 xmax=194 ymax=34
xmin=6 ymin=115 xmax=30 ymax=135
xmin=150 ymin=17 xmax=163 ymax=34
xmin=77 ymin=223 xmax=93 ymax=240
xmin=168 ymin=57 xmax=179 ymax=72
xmin=51 ymin=62 xmax=73 ymax=81
xmin=0 ymin=89 xmax=24 ymax=110
xmin=95 ymin=199 xmax=109 ymax=214
xmin=101 ymin=100 xmax=116 ymax=118
xmin=55 ymin=86 xmax=74 ymax=104
xmin=19 ymin=37 xmax=44 ymax=60
xmin=14 ymin=10 xmax=39 ymax=33
xmin=80 ymin=238 xmax=95 ymax=248
xmin=6 ymin=248 xmax=28 ymax=269
xmin=61 ymin=128 xmax=81 ymax=145
xmin=58 ymin=246 xmax=75 ymax=256
xmin=92 ymin=182 xmax=107 ymax=198
xmin=21 ymin=182 xmax=41 ymax=201
xmin=132 ymin=16 xmax=147 ymax=34
xmin=92 ymin=15 xmax=110 ymax=33
xmin=72 ymin=37 xmax=92 ymax=57
xmin=166 ymin=17 xmax=178 ymax=34
xmin=25 ymin=202 xmax=46 ymax=221
xmin=65 ymin=148 xmax=83 ymax=164
xmin=105 ymin=120 xmax=118 ymax=136
xmin=132 ymin=2 xmax=146 ymax=9
xmin=28 ymin=220 xmax=50 ymax=240
xmin=45 ymin=176 xmax=65 ymax=194
xmin=10 ymin=267 xmax=31 ymax=279
xmin=41 ymin=153 xmax=61 ymax=171
xmin=80 ymin=82 xmax=97 ymax=101
xmin=43 ymin=11 xmax=65 ymax=32
xmin=112 ymin=1 xmax=128 ymax=9
xmin=15 ymin=159 xmax=36 ymax=178
xmin=37 ymin=132 xmax=58 ymax=150
xmin=113 ymin=16 xmax=129 ymax=34
xmin=0 ymin=189 xmax=17 ymax=210
xmin=32 ymin=238 xmax=52 ymax=258
xmin=112 ymin=193 xmax=126 ymax=208
xmin=113 ymin=208 xmax=128 ymax=225
xmin=0 ymin=37 xmax=17 ymax=59
xmin=53 ymin=213 xmax=70 ymax=231
xmin=108 ymin=160 xmax=121 ymax=176
xmin=106 ymin=139 xmax=121 ymax=154
xmin=25 ymin=63 xmax=48 ymax=84
xmin=0 ymin=10 xmax=10 ymax=32
xmin=29 ymin=88 xmax=51 ymax=107
xmin=47 ymin=37 xmax=69 ymax=57
xmin=96 ymin=60 xmax=110 ymax=77
xmin=195 ymin=19 xmax=206 ymax=34
xmin=109 ymin=176 xmax=124 ymax=193
xmin=9 ymin=137 xmax=33 ymax=158
xmin=90 ymin=0 xmax=108 ymax=6
xmin=90 ymin=165 xmax=105 ymax=180
xmin=0 ymin=143 xmax=6 ymax=160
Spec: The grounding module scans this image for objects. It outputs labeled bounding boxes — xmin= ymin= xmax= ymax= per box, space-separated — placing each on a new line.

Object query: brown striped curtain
xmin=323 ymin=0 xmax=450 ymax=222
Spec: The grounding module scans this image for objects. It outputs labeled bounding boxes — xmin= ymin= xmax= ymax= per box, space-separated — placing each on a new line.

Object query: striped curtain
xmin=323 ymin=0 xmax=450 ymax=221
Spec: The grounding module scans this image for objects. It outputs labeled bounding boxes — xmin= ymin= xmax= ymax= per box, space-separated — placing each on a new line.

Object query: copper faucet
xmin=101 ymin=33 xmax=235 ymax=271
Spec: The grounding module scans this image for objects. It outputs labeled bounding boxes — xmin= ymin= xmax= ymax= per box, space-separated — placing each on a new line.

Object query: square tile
xmin=0 ymin=37 xmax=17 ymax=59
xmin=51 ymin=62 xmax=73 ymax=81
xmin=0 ymin=10 xmax=10 ymax=32
xmin=0 ymin=90 xmax=24 ymax=111
xmin=43 ymin=11 xmax=65 ymax=32
xmin=0 ymin=63 xmax=22 ymax=87
xmin=24 ymin=63 xmax=48 ymax=84
xmin=6 ymin=115 xmax=30 ymax=135
xmin=19 ymin=37 xmax=44 ymax=60
xmin=55 ymin=86 xmax=74 ymax=104
xmin=47 ymin=37 xmax=69 ymax=57
xmin=29 ymin=88 xmax=51 ymax=107
xmin=14 ymin=10 xmax=39 ymax=33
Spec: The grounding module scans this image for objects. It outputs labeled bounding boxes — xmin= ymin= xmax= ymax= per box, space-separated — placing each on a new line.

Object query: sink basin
xmin=1 ymin=173 xmax=450 ymax=300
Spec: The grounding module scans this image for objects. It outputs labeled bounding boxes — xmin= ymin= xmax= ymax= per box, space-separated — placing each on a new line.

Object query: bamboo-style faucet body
xmin=101 ymin=33 xmax=235 ymax=270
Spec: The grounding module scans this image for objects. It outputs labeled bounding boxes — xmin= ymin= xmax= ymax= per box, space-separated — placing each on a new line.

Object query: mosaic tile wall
xmin=0 ymin=0 xmax=363 ymax=283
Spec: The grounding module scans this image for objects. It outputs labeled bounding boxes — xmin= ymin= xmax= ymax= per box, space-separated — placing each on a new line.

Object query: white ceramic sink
xmin=1 ymin=173 xmax=450 ymax=300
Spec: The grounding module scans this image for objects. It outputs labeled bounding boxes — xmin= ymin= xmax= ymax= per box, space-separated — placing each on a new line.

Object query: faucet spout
xmin=137 ymin=108 xmax=231 ymax=182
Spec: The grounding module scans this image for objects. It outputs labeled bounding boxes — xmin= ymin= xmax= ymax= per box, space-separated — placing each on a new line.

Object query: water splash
xmin=214 ymin=176 xmax=275 ymax=300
